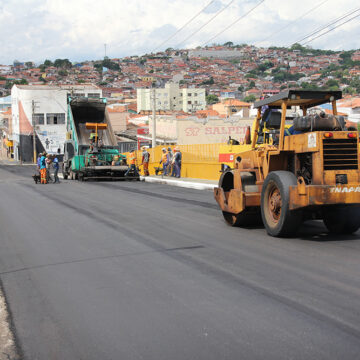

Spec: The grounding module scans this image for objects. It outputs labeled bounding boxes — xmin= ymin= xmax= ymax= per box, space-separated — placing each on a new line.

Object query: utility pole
xmin=104 ymin=43 xmax=107 ymax=58
xmin=32 ymin=100 xmax=37 ymax=164
xmin=151 ymin=87 xmax=156 ymax=148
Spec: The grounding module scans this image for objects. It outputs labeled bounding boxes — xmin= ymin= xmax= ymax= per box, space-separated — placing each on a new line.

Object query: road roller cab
xmin=214 ymin=89 xmax=360 ymax=237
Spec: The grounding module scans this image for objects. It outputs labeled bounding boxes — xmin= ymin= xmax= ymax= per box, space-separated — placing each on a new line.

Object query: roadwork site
xmin=1 ymin=163 xmax=360 ymax=360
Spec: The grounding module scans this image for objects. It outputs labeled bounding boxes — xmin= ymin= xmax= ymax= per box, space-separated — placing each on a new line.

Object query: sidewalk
xmin=140 ymin=175 xmax=218 ymax=191
xmin=0 ymin=159 xmax=34 ymax=166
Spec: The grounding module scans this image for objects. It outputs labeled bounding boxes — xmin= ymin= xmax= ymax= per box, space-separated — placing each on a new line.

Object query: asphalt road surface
xmin=1 ymin=164 xmax=360 ymax=360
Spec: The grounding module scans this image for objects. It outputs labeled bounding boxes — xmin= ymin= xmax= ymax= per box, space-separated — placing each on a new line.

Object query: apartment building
xmin=137 ymin=83 xmax=206 ymax=113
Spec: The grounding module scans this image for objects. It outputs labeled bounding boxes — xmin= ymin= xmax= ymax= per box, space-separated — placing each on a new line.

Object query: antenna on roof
xmin=104 ymin=43 xmax=107 ymax=59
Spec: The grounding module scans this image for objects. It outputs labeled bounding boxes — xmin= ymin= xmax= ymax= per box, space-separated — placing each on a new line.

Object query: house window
xmin=47 ymin=113 xmax=65 ymax=125
xmin=195 ymin=101 xmax=198 ymax=105
xmin=188 ymin=101 xmax=192 ymax=104
xmin=194 ymin=93 xmax=198 ymax=96
xmin=188 ymin=93 xmax=192 ymax=96
xmin=179 ymin=101 xmax=182 ymax=104
xmin=33 ymin=113 xmax=44 ymax=125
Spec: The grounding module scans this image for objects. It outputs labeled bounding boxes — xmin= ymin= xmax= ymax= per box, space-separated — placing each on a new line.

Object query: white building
xmin=0 ymin=65 xmax=12 ymax=75
xmin=11 ymin=84 xmax=102 ymax=162
xmin=137 ymin=83 xmax=206 ymax=113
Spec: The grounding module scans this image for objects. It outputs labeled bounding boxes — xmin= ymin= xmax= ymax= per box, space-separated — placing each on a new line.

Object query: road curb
xmin=140 ymin=176 xmax=216 ymax=191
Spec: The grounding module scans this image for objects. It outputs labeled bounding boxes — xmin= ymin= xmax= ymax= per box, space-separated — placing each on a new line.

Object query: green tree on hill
xmin=54 ymin=59 xmax=72 ymax=68
xmin=201 ymin=77 xmax=214 ymax=85
xmin=206 ymin=94 xmax=219 ymax=104
xmin=244 ymin=95 xmax=256 ymax=103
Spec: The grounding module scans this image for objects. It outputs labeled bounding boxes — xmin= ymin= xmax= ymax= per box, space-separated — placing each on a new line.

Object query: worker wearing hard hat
xmin=141 ymin=146 xmax=150 ymax=176
xmin=159 ymin=147 xmax=169 ymax=175
xmin=125 ymin=150 xmax=139 ymax=177
xmin=173 ymin=146 xmax=182 ymax=178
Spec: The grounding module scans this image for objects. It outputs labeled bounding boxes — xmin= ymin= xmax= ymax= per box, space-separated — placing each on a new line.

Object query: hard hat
xmin=113 ymin=155 xmax=119 ymax=160
xmin=162 ymin=147 xmax=166 ymax=151
xmin=141 ymin=146 xmax=146 ymax=150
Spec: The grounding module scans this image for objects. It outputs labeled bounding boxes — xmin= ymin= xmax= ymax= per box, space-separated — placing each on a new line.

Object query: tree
xmin=58 ymin=69 xmax=68 ymax=77
xmin=25 ymin=61 xmax=33 ymax=69
xmin=54 ymin=59 xmax=72 ymax=68
xmin=78 ymin=79 xmax=86 ymax=84
xmin=257 ymin=61 xmax=274 ymax=73
xmin=102 ymin=58 xmax=120 ymax=71
xmin=201 ymin=77 xmax=214 ymax=85
xmin=206 ymin=94 xmax=219 ymax=105
xmin=244 ymin=95 xmax=256 ymax=103
xmin=247 ymin=80 xmax=255 ymax=89
xmin=44 ymin=59 xmax=53 ymax=67
xmin=223 ymin=41 xmax=233 ymax=47
xmin=237 ymin=85 xmax=244 ymax=92
xmin=325 ymin=79 xmax=339 ymax=89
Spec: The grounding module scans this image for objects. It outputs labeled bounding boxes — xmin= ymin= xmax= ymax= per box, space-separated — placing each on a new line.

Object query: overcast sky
xmin=0 ymin=0 xmax=359 ymax=64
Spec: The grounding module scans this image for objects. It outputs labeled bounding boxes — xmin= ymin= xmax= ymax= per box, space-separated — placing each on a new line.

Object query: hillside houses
xmin=0 ymin=45 xmax=359 ymax=102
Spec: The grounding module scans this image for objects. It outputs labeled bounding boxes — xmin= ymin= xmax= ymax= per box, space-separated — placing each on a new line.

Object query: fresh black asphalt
xmin=1 ymin=164 xmax=360 ymax=359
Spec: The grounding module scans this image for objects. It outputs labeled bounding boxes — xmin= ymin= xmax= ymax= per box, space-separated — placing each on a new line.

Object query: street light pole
xmin=32 ymin=100 xmax=37 ymax=164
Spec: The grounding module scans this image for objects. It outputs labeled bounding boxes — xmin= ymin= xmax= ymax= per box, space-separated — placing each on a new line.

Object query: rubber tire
xmin=323 ymin=205 xmax=360 ymax=234
xmin=261 ymin=171 xmax=302 ymax=237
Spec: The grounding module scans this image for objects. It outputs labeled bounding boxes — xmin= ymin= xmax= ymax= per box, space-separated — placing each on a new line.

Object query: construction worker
xmin=141 ymin=146 xmax=150 ymax=176
xmin=112 ymin=155 xmax=120 ymax=166
xmin=52 ymin=154 xmax=60 ymax=183
xmin=159 ymin=148 xmax=169 ymax=175
xmin=173 ymin=146 xmax=182 ymax=178
xmin=166 ymin=147 xmax=173 ymax=176
xmin=40 ymin=152 xmax=47 ymax=184
xmin=125 ymin=150 xmax=139 ymax=177
xmin=171 ymin=146 xmax=177 ymax=177
xmin=46 ymin=154 xmax=53 ymax=183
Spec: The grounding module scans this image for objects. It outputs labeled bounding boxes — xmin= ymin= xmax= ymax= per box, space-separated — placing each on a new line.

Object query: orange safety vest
xmin=129 ymin=154 xmax=136 ymax=165
xmin=162 ymin=153 xmax=168 ymax=163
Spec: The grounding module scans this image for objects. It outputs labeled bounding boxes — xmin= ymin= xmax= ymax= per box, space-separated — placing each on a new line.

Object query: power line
xmin=152 ymin=0 xmax=216 ymax=52
xmin=255 ymin=0 xmax=329 ymax=46
xmin=292 ymin=7 xmax=360 ymax=45
xmin=301 ymin=11 xmax=360 ymax=45
xmin=175 ymin=0 xmax=236 ymax=48
xmin=202 ymin=0 xmax=266 ymax=47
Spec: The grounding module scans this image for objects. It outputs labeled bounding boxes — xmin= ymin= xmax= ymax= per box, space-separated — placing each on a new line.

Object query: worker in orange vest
xmin=141 ymin=146 xmax=150 ymax=176
xmin=159 ymin=147 xmax=170 ymax=175
xmin=125 ymin=150 xmax=139 ymax=177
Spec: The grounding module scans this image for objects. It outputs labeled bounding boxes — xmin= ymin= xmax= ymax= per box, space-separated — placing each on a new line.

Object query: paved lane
xmin=1 ymin=165 xmax=360 ymax=359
